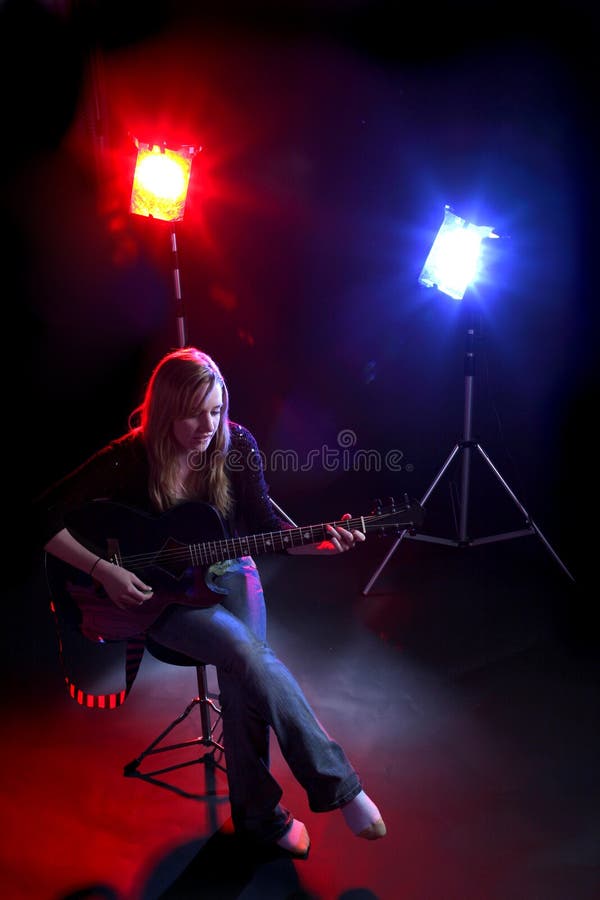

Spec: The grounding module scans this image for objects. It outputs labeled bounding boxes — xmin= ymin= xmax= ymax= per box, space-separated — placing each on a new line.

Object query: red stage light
xmin=130 ymin=141 xmax=199 ymax=222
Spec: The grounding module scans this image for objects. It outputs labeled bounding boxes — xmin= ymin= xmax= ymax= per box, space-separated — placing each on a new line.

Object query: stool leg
xmin=195 ymin=665 xmax=225 ymax=751
xmin=123 ymin=665 xmax=225 ymax=776
xmin=123 ymin=696 xmax=200 ymax=774
xmin=197 ymin=664 xmax=213 ymax=741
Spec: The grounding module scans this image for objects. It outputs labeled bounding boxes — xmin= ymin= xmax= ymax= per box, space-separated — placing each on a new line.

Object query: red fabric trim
xmin=49 ymin=601 xmax=145 ymax=710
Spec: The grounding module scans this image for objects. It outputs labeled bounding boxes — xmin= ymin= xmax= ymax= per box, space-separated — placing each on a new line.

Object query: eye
xmin=211 ymin=406 xmax=222 ymax=417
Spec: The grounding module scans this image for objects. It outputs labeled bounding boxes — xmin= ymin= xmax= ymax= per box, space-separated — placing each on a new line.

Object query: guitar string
xmin=100 ymin=511 xmax=416 ymax=570
xmin=113 ymin=512 xmax=414 ymax=568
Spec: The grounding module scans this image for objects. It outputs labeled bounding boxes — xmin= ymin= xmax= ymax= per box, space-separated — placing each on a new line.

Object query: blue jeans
xmin=147 ymin=557 xmax=361 ymax=842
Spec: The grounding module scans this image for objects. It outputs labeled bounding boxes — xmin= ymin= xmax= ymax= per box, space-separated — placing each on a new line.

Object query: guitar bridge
xmin=106 ymin=538 xmax=122 ymax=567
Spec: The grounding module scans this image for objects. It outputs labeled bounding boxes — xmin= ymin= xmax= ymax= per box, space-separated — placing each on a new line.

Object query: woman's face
xmin=172 ymin=382 xmax=223 ymax=455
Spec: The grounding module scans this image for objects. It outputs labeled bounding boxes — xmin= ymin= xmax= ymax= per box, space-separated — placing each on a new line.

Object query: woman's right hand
xmin=92 ymin=559 xmax=154 ymax=610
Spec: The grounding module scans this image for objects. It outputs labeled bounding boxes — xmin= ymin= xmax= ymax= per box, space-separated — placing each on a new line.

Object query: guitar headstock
xmin=367 ymin=494 xmax=424 ymax=536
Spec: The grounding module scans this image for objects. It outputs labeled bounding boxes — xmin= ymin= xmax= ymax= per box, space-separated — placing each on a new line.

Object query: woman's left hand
xmin=286 ymin=512 xmax=366 ymax=556
xmin=322 ymin=512 xmax=366 ymax=554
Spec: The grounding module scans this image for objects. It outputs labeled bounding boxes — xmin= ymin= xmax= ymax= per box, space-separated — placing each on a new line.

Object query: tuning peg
xmin=385 ymin=496 xmax=396 ymax=512
xmin=372 ymin=498 xmax=382 ymax=514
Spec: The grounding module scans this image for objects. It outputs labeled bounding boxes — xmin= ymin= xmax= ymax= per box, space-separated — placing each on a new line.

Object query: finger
xmin=336 ymin=526 xmax=355 ymax=544
xmin=131 ymin=584 xmax=153 ymax=605
xmin=329 ymin=532 xmax=351 ymax=552
xmin=327 ymin=526 xmax=343 ymax=548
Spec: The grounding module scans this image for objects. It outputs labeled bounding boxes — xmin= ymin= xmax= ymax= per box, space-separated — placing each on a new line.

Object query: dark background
xmin=2 ymin=0 xmax=597 ymax=592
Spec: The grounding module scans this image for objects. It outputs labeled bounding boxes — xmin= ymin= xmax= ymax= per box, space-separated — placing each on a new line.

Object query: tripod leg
xmin=362 ymin=444 xmax=462 ymax=595
xmin=474 ymin=444 xmax=575 ymax=582
xmin=362 ymin=528 xmax=409 ymax=595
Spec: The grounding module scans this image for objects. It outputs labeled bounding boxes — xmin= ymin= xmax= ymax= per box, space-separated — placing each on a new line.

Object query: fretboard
xmin=188 ymin=518 xmax=363 ymax=566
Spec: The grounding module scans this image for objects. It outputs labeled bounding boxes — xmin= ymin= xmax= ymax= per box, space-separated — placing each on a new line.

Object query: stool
xmin=123 ymin=637 xmax=226 ymax=784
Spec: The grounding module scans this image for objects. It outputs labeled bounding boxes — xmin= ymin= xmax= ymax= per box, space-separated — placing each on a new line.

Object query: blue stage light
xmin=418 ymin=205 xmax=498 ymax=299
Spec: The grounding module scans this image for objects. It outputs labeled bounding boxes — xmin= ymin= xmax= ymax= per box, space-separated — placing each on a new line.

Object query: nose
xmin=197 ymin=411 xmax=213 ymax=432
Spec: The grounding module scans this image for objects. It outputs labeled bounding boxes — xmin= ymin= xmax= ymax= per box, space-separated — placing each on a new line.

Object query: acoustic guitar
xmin=45 ymin=497 xmax=424 ymax=640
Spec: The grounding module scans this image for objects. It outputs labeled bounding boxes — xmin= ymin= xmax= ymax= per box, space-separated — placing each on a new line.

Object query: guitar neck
xmin=189 ymin=517 xmax=363 ymax=567
xmin=48 ymin=498 xmax=421 ymax=643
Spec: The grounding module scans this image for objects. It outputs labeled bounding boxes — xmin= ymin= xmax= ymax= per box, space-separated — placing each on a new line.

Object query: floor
xmin=2 ymin=524 xmax=598 ymax=900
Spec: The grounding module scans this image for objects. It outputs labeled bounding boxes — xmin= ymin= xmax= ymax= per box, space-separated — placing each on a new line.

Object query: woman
xmin=36 ymin=346 xmax=386 ymax=858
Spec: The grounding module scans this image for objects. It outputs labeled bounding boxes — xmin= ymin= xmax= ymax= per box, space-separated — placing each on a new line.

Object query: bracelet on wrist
xmin=89 ymin=556 xmax=102 ymax=577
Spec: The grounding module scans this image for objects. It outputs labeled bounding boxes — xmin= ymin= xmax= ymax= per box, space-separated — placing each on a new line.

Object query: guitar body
xmin=46 ymin=500 xmax=230 ymax=641
xmin=45 ymin=495 xmax=424 ymax=642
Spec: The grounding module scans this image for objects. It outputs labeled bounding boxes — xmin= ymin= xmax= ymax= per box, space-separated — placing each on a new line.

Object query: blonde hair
xmin=131 ymin=347 xmax=232 ymax=516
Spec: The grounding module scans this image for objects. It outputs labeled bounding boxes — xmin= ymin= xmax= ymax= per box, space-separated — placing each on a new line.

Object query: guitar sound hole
xmin=152 ymin=537 xmax=191 ymax=580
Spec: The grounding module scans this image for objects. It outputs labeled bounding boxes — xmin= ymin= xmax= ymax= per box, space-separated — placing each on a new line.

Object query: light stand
xmin=363 ymin=208 xmax=575 ymax=594
xmin=170 ymin=225 xmax=186 ymax=347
